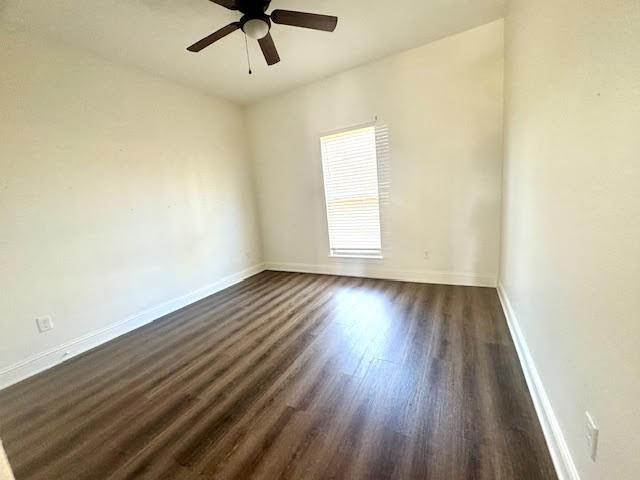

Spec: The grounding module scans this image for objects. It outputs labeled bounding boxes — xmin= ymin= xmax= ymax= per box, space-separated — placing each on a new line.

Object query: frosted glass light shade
xmin=243 ymin=19 xmax=269 ymax=40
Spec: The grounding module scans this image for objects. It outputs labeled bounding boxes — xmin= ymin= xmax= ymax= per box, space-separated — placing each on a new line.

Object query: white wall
xmin=0 ymin=30 xmax=263 ymax=385
xmin=246 ymin=21 xmax=504 ymax=287
xmin=0 ymin=441 xmax=15 ymax=480
xmin=501 ymin=1 xmax=640 ymax=479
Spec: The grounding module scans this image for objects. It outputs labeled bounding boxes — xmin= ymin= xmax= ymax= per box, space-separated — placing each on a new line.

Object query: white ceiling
xmin=0 ymin=0 xmax=506 ymax=104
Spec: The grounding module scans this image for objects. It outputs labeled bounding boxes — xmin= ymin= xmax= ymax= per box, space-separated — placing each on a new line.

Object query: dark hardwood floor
xmin=0 ymin=271 xmax=556 ymax=480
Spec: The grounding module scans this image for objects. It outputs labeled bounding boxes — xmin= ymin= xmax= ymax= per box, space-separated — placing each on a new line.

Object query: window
xmin=320 ymin=125 xmax=382 ymax=258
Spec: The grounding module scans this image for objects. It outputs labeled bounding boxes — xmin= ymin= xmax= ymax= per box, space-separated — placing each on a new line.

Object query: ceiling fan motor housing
xmin=235 ymin=0 xmax=272 ymax=15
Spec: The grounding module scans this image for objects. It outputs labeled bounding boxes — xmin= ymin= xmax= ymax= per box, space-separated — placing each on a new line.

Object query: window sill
xmin=329 ymin=254 xmax=384 ymax=260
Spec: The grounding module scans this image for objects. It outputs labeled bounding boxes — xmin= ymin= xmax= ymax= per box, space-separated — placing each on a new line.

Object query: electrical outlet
xmin=36 ymin=315 xmax=54 ymax=333
xmin=586 ymin=412 xmax=599 ymax=462
xmin=423 ymin=250 xmax=430 ymax=260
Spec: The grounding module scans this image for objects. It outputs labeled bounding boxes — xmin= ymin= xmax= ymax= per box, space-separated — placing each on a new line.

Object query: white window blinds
xmin=320 ymin=125 xmax=382 ymax=258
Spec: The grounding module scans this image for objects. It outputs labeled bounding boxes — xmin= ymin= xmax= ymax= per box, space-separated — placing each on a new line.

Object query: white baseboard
xmin=497 ymin=283 xmax=580 ymax=480
xmin=265 ymin=262 xmax=496 ymax=287
xmin=0 ymin=263 xmax=266 ymax=391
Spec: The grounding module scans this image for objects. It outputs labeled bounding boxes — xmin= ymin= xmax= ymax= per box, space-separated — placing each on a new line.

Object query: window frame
xmin=319 ymin=121 xmax=384 ymax=260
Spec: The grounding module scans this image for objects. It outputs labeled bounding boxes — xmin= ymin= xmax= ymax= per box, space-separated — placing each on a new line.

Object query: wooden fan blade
xmin=258 ymin=32 xmax=280 ymax=66
xmin=270 ymin=10 xmax=338 ymax=32
xmin=208 ymin=0 xmax=238 ymax=10
xmin=187 ymin=23 xmax=240 ymax=52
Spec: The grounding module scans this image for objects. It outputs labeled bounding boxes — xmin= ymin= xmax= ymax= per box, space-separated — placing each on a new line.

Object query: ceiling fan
xmin=187 ymin=0 xmax=338 ymax=67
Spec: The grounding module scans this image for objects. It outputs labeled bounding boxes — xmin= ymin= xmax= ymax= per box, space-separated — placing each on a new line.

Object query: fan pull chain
xmin=244 ymin=33 xmax=252 ymax=75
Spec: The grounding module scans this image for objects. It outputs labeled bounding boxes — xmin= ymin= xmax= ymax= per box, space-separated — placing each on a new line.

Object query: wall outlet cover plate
xmin=36 ymin=316 xmax=54 ymax=333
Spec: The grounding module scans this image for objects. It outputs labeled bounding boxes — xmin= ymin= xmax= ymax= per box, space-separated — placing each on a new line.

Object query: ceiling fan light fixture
xmin=243 ymin=18 xmax=270 ymax=40
xmin=187 ymin=1 xmax=339 ymax=67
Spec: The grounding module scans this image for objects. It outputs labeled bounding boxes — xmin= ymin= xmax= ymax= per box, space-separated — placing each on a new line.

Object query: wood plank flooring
xmin=0 ymin=271 xmax=557 ymax=480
